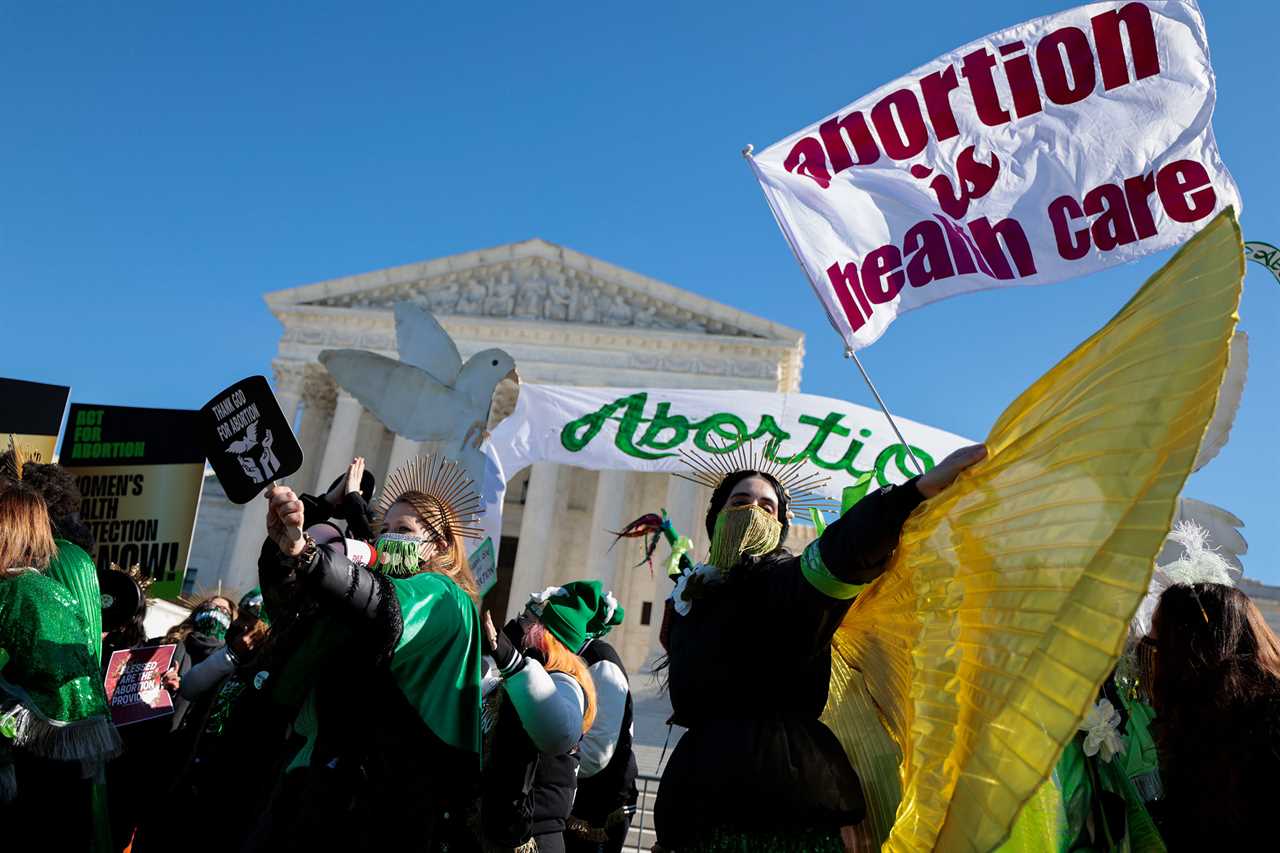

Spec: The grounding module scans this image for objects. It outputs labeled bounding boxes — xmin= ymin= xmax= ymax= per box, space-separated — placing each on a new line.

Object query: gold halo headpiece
xmin=4 ymin=434 xmax=31 ymax=481
xmin=674 ymin=435 xmax=835 ymax=511
xmin=374 ymin=453 xmax=484 ymax=541
xmin=110 ymin=561 xmax=156 ymax=595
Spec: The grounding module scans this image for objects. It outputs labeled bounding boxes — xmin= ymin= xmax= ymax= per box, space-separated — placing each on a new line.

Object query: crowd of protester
xmin=2 ymin=446 xmax=1278 ymax=852
xmin=0 ymin=452 xmax=639 ymax=852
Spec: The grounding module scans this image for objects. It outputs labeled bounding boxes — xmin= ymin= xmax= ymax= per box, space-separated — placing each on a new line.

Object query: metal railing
xmin=627 ymin=772 xmax=662 ymax=852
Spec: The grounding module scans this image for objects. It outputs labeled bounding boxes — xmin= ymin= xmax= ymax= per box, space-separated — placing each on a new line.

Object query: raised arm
xmin=505 ymin=663 xmax=586 ymax=756
xmin=259 ymin=485 xmax=401 ymax=660
xmin=805 ymin=445 xmax=988 ymax=591
xmin=485 ymin=618 xmax=586 ymax=755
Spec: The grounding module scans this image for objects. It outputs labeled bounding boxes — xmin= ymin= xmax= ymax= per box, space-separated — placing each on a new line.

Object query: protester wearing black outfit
xmin=480 ymin=584 xmax=607 ymax=853
xmin=247 ymin=458 xmax=485 ymax=852
xmin=654 ymin=447 xmax=984 ymax=852
xmin=567 ymin=638 xmax=637 ymax=853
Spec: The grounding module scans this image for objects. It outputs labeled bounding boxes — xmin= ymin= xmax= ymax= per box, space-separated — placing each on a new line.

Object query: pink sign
xmin=104 ymin=643 xmax=177 ymax=727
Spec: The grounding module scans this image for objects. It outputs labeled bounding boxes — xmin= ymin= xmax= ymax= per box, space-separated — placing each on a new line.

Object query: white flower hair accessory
xmin=669 ymin=563 xmax=725 ymax=617
xmin=602 ymin=591 xmax=619 ymax=625
xmin=1079 ymin=698 xmax=1124 ymax=762
xmin=527 ymin=586 xmax=568 ymax=615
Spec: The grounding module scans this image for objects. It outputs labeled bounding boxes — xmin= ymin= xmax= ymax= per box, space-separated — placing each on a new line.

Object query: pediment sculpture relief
xmin=314 ymin=258 xmax=758 ymax=337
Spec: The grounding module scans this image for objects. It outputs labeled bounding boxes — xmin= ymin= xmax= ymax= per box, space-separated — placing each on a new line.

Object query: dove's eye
xmin=491 ymin=359 xmax=499 ymax=366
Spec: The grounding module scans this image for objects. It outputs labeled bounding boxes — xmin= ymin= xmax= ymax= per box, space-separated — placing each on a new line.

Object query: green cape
xmin=285 ymin=570 xmax=482 ymax=769
xmin=388 ymin=571 xmax=482 ymax=754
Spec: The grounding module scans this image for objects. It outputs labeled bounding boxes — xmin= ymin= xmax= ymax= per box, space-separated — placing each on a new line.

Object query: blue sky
xmin=3 ymin=2 xmax=1276 ymax=580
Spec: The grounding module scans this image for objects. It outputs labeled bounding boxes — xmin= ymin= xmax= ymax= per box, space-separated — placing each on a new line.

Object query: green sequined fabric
xmin=44 ymin=540 xmax=103 ymax=663
xmin=0 ymin=570 xmax=108 ymax=723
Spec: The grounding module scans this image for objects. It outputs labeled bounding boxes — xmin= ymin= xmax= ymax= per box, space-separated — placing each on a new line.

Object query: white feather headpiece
xmin=1132 ymin=520 xmax=1241 ymax=636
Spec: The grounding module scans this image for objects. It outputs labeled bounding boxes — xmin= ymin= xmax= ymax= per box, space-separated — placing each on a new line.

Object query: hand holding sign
xmin=104 ymin=644 xmax=178 ymax=726
xmin=265 ymin=485 xmax=307 ymax=557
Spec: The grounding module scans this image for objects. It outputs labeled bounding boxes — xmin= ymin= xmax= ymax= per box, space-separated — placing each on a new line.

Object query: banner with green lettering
xmin=60 ymin=403 xmax=205 ymax=600
xmin=478 ymin=384 xmax=973 ymax=550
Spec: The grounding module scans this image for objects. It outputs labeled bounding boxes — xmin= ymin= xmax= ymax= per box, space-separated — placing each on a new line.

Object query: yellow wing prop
xmin=826 ymin=208 xmax=1245 ymax=852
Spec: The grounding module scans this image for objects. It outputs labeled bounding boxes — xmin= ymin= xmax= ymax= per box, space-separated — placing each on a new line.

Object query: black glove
xmin=506 ymin=617 xmax=549 ymax=667
xmin=491 ymin=619 xmax=525 ymax=677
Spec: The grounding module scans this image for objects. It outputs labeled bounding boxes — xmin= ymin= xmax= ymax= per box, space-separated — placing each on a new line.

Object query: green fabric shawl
xmin=283 ymin=569 xmax=483 ymax=769
xmin=388 ymin=571 xmax=482 ymax=755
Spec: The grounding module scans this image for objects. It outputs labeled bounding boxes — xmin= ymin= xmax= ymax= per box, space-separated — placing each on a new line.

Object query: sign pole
xmin=744 ymin=145 xmax=925 ymax=478
xmin=844 ymin=348 xmax=925 ymax=476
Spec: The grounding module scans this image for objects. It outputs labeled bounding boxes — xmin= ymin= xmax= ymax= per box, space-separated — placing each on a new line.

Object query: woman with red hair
xmin=480 ymin=582 xmax=619 ymax=853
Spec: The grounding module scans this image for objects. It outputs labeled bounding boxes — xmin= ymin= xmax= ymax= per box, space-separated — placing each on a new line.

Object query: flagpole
xmin=743 ymin=144 xmax=926 ymax=477
xmin=844 ymin=348 xmax=925 ymax=476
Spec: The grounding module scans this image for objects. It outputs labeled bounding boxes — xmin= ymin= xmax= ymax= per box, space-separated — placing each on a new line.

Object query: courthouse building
xmin=189 ymin=238 xmax=816 ymax=671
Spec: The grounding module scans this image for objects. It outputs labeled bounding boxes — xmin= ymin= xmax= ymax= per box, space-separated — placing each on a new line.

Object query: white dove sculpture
xmin=319 ymin=303 xmax=517 ymax=449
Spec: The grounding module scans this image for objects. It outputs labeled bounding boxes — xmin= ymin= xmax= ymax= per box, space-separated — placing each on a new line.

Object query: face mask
xmin=708 ymin=504 xmax=782 ymax=570
xmin=374 ymin=533 xmax=428 ymax=577
xmin=193 ymin=606 xmax=232 ymax=641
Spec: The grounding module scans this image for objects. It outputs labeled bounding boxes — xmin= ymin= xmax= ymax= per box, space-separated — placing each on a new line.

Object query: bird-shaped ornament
xmin=320 ymin=303 xmax=517 ymax=450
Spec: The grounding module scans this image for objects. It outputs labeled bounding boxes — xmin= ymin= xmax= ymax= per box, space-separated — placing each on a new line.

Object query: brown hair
xmin=1148 ymin=583 xmax=1280 ymax=835
xmin=0 ymin=485 xmax=58 ymax=575
xmin=527 ymin=620 xmax=598 ymax=733
xmin=389 ymin=491 xmax=480 ymax=605
xmin=1151 ymin=583 xmax=1280 ymax=731
xmin=0 ymin=452 xmax=94 ymax=553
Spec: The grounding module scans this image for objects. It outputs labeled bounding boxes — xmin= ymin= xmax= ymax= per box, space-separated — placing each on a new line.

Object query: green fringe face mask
xmin=708 ymin=504 xmax=783 ymax=570
xmin=374 ymin=533 xmax=427 ymax=577
xmin=192 ymin=605 xmax=232 ymax=641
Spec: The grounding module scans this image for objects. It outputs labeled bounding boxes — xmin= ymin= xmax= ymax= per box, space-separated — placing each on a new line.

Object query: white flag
xmin=751 ymin=0 xmax=1240 ymax=352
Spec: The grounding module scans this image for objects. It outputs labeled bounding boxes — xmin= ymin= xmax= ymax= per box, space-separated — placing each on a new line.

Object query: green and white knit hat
xmin=527 ymin=580 xmax=624 ymax=653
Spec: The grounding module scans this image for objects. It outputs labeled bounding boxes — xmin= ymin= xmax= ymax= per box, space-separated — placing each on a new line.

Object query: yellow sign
xmin=61 ymin=404 xmax=205 ymax=600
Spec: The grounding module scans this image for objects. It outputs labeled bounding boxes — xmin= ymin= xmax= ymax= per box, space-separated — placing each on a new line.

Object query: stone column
xmin=385 ymin=434 xmax=420 ymax=479
xmin=223 ymin=365 xmax=305 ymax=594
xmin=292 ymin=372 xmax=335 ymax=493
xmin=584 ymin=470 xmax=630 ymax=592
xmin=273 ymin=368 xmax=304 ymax=436
xmin=508 ymin=463 xmax=563 ymax=607
xmin=315 ymin=391 xmax=363 ymax=492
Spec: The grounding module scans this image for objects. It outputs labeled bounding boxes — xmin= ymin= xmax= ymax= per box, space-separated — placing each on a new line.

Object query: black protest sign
xmin=199 ymin=376 xmax=302 ymax=504
xmin=2 ymin=376 xmax=71 ymax=464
